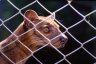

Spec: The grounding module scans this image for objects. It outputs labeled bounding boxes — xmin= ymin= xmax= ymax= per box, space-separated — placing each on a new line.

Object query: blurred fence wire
xmin=0 ymin=0 xmax=96 ymax=64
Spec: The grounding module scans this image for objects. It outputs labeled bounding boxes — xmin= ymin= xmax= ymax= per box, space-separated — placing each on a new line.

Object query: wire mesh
xmin=0 ymin=0 xmax=96 ymax=64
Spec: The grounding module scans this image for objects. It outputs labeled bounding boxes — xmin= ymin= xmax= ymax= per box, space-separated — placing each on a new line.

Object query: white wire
xmin=0 ymin=0 xmax=95 ymax=64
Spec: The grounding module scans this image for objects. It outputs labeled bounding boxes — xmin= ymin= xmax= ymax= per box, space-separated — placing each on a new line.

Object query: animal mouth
xmin=51 ymin=36 xmax=68 ymax=48
xmin=51 ymin=41 xmax=65 ymax=48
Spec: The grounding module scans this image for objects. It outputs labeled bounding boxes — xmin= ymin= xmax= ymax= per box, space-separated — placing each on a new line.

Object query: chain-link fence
xmin=0 ymin=0 xmax=96 ymax=64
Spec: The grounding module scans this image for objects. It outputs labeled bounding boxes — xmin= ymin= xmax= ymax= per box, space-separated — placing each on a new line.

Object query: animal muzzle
xmin=51 ymin=33 xmax=68 ymax=48
xmin=59 ymin=34 xmax=68 ymax=44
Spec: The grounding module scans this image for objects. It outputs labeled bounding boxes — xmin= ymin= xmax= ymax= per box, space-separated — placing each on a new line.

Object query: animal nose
xmin=59 ymin=36 xmax=68 ymax=43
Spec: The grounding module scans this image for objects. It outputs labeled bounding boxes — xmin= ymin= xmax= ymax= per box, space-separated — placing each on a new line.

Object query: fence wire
xmin=0 ymin=0 xmax=96 ymax=64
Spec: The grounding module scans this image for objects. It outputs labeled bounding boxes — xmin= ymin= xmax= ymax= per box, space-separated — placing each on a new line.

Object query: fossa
xmin=0 ymin=10 xmax=68 ymax=64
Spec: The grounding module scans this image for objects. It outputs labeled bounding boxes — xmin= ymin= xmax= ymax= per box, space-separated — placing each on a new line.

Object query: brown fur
xmin=0 ymin=10 xmax=68 ymax=64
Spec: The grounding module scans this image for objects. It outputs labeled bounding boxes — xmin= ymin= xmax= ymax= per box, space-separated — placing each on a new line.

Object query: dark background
xmin=0 ymin=0 xmax=96 ymax=64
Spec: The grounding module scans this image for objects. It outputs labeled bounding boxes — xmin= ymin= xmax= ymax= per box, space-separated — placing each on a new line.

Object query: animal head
xmin=22 ymin=9 xmax=68 ymax=50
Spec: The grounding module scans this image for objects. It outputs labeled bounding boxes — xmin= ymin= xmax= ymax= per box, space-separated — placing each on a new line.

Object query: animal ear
xmin=24 ymin=10 xmax=40 ymax=28
xmin=24 ymin=9 xmax=39 ymax=21
xmin=50 ymin=14 xmax=55 ymax=20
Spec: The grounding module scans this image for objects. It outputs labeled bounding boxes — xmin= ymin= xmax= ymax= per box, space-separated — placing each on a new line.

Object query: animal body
xmin=0 ymin=10 xmax=68 ymax=64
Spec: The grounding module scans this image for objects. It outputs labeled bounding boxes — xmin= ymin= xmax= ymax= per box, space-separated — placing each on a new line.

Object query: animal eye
xmin=43 ymin=25 xmax=50 ymax=33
